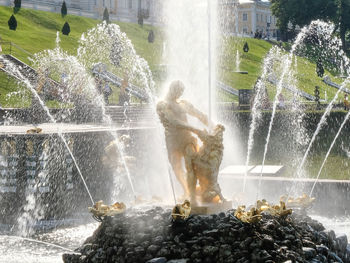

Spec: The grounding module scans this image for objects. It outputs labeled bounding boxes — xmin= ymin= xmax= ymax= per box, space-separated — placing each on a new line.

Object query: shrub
xmin=138 ymin=12 xmax=143 ymax=26
xmin=8 ymin=14 xmax=17 ymax=31
xmin=316 ymin=58 xmax=324 ymax=77
xmin=62 ymin=22 xmax=70 ymax=35
xmin=148 ymin=30 xmax=154 ymax=43
xmin=61 ymin=1 xmax=67 ymax=17
xmin=137 ymin=9 xmax=149 ymax=27
xmin=14 ymin=0 xmax=21 ymax=13
xmin=243 ymin=42 xmax=249 ymax=53
xmin=103 ymin=8 xmax=109 ymax=24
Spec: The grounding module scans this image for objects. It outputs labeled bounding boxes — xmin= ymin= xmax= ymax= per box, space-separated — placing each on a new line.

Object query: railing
xmin=0 ymin=41 xmax=33 ymax=64
xmin=323 ymin=76 xmax=350 ymax=95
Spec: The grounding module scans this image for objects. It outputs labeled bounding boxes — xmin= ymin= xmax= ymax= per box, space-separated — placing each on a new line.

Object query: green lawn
xmin=259 ymin=153 xmax=350 ymax=180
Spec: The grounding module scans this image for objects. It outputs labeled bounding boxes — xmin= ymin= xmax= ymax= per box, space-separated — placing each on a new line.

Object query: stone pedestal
xmin=191 ymin=200 xmax=232 ymax=215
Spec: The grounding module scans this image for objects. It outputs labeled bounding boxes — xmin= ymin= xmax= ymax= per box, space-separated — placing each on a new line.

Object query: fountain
xmin=61 ymin=18 xmax=350 ymax=263
xmin=235 ymin=50 xmax=240 ymax=72
xmin=0 ymin=1 xmax=350 ymax=263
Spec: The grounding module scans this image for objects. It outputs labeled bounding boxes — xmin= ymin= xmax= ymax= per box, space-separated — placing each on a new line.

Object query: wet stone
xmin=303 ymin=239 xmax=316 ymax=249
xmin=167 ymin=260 xmax=190 ymax=263
xmin=191 ymin=250 xmax=202 ymax=260
xmin=316 ymin=244 xmax=329 ymax=255
xmin=134 ymin=246 xmax=145 ymax=255
xmin=153 ymin=235 xmax=164 ymax=245
xmin=202 ymin=229 xmax=219 ymax=237
xmin=147 ymin=245 xmax=160 ymax=255
xmin=261 ymin=235 xmax=275 ymax=250
xmin=328 ymin=251 xmax=344 ymax=263
xmin=337 ymin=234 xmax=348 ymax=252
xmin=146 ymin=257 xmax=167 ymax=263
xmin=303 ymin=247 xmax=316 ymax=259
xmin=202 ymin=245 xmax=219 ymax=256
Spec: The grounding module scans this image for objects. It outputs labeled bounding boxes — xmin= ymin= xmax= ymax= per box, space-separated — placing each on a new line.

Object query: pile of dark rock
xmin=63 ymin=207 xmax=350 ymax=263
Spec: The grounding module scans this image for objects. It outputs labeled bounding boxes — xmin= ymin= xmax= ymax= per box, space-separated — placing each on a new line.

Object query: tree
xmin=270 ymin=0 xmax=293 ymax=41
xmin=62 ymin=22 xmax=70 ymax=35
xmin=334 ymin=0 xmax=350 ymax=50
xmin=8 ymin=14 xmax=17 ymax=31
xmin=243 ymin=42 xmax=249 ymax=52
xmin=14 ymin=0 xmax=21 ymax=13
xmin=270 ymin=0 xmax=337 ymax=41
xmin=138 ymin=11 xmax=143 ymax=26
xmin=148 ymin=30 xmax=154 ymax=43
xmin=103 ymin=8 xmax=109 ymax=24
xmin=316 ymin=58 xmax=325 ymax=77
xmin=314 ymin=86 xmax=321 ymax=110
xmin=61 ymin=1 xmax=67 ymax=17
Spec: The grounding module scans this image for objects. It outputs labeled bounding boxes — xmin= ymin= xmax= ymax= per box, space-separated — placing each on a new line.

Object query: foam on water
xmin=0 ymin=223 xmax=97 ymax=263
xmin=312 ymin=215 xmax=350 ymax=239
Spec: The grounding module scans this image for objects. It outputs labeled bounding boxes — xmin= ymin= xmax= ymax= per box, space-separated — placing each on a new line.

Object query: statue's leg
xmin=169 ymin=151 xmax=189 ymax=197
xmin=184 ymin=144 xmax=197 ymax=205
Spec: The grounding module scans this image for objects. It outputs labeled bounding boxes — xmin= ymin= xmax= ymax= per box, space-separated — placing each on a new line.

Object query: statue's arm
xmin=175 ymin=121 xmax=206 ymax=136
xmin=157 ymin=101 xmax=204 ymax=133
xmin=181 ymin=100 xmax=209 ymax=126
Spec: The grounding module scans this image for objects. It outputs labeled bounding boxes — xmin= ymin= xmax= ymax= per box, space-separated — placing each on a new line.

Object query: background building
xmin=0 ymin=0 xmax=161 ymax=24
xmin=236 ymin=0 xmax=278 ymax=38
xmin=0 ymin=0 xmax=275 ymax=34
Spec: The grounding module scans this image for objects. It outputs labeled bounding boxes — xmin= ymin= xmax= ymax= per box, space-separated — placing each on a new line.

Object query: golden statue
xmin=26 ymin=140 xmax=34 ymax=156
xmin=157 ymin=80 xmax=225 ymax=205
xmin=26 ymin=127 xmax=42 ymax=134
xmin=280 ymin=193 xmax=315 ymax=209
xmin=1 ymin=140 xmax=7 ymax=156
xmin=172 ymin=200 xmax=191 ymax=220
xmin=235 ymin=199 xmax=292 ymax=224
xmin=102 ymin=135 xmax=135 ymax=170
xmin=234 ymin=205 xmax=262 ymax=224
xmin=88 ymin=200 xmax=126 ymax=221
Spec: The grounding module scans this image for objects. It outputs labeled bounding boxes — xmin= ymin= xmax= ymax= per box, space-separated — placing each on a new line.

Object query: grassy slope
xmin=221 ymin=37 xmax=345 ymax=102
xmin=0 ymin=6 xmax=162 ymax=69
xmin=0 ymin=6 xmax=346 ymax=105
xmin=0 ymin=7 xmax=98 ymax=62
xmin=0 ymin=6 xmax=163 ymax=105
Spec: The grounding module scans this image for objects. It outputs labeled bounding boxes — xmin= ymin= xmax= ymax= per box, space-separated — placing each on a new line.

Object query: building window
xmin=265 ymin=15 xmax=267 ymax=22
xmin=256 ymin=14 xmax=258 ymax=22
xmin=243 ymin=13 xmax=247 ymax=21
xmin=103 ymin=0 xmax=105 ymax=7
xmin=128 ymin=0 xmax=132 ymax=9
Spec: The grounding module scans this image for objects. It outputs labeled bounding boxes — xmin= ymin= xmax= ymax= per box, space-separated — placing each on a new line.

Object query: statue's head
xmin=213 ymin=124 xmax=225 ymax=138
xmin=166 ymin=80 xmax=185 ymax=101
xmin=183 ymin=199 xmax=190 ymax=209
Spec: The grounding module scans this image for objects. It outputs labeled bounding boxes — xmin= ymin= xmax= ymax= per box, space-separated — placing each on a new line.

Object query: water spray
xmin=207 ymin=0 xmax=212 ymax=121
xmin=9 ymin=235 xmax=76 ymax=253
xmin=310 ymin=110 xmax=350 ymax=197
